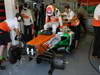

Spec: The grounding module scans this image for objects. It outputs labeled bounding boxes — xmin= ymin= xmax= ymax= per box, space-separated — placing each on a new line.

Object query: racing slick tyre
xmin=52 ymin=55 xmax=65 ymax=69
xmin=48 ymin=54 xmax=66 ymax=75
xmin=36 ymin=57 xmax=42 ymax=64
xmin=8 ymin=46 xmax=22 ymax=64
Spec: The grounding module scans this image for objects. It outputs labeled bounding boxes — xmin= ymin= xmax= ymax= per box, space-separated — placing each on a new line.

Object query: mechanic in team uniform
xmin=44 ymin=4 xmax=63 ymax=34
xmin=0 ymin=14 xmax=21 ymax=70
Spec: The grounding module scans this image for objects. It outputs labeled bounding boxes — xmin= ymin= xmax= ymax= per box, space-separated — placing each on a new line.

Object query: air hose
xmin=88 ymin=39 xmax=100 ymax=74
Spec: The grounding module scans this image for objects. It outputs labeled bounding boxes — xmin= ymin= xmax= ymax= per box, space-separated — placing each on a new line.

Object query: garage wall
xmin=0 ymin=0 xmax=6 ymax=22
xmin=4 ymin=0 xmax=16 ymax=19
xmin=55 ymin=0 xmax=77 ymax=11
xmin=23 ymin=0 xmax=78 ymax=11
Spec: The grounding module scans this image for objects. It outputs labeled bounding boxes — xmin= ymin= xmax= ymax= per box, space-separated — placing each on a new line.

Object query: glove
xmin=15 ymin=35 xmax=20 ymax=40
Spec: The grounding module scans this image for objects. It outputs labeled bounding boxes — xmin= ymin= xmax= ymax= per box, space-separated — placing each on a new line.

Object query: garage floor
xmin=0 ymin=33 xmax=100 ymax=75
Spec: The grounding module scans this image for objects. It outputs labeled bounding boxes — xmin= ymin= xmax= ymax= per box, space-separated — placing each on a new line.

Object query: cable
xmin=88 ymin=38 xmax=100 ymax=74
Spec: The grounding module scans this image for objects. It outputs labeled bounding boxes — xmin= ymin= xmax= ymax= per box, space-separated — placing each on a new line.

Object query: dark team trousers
xmin=69 ymin=25 xmax=81 ymax=41
xmin=92 ymin=27 xmax=100 ymax=56
xmin=79 ymin=18 xmax=87 ymax=32
xmin=24 ymin=25 xmax=32 ymax=42
xmin=0 ymin=29 xmax=11 ymax=45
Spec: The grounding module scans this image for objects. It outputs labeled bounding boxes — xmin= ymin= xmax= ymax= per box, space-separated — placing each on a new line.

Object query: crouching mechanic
xmin=44 ymin=5 xmax=63 ymax=34
xmin=0 ymin=14 xmax=21 ymax=70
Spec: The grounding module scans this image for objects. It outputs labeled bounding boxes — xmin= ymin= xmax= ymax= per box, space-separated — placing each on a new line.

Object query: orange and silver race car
xmin=9 ymin=26 xmax=74 ymax=62
xmin=8 ymin=26 xmax=74 ymax=74
xmin=8 ymin=26 xmax=74 ymax=75
xmin=24 ymin=27 xmax=74 ymax=63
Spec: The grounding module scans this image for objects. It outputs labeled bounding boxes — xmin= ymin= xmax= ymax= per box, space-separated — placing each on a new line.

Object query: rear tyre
xmin=36 ymin=58 xmax=42 ymax=64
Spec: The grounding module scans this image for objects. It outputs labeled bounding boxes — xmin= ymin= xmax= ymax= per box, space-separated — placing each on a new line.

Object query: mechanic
xmin=92 ymin=3 xmax=100 ymax=58
xmin=21 ymin=3 xmax=34 ymax=42
xmin=0 ymin=13 xmax=21 ymax=70
xmin=44 ymin=4 xmax=63 ymax=34
xmin=77 ymin=3 xmax=88 ymax=33
xmin=61 ymin=5 xmax=80 ymax=48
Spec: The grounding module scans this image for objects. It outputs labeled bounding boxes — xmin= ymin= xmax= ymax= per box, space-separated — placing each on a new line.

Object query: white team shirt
xmin=5 ymin=17 xmax=19 ymax=30
xmin=94 ymin=4 xmax=100 ymax=20
xmin=21 ymin=9 xmax=33 ymax=26
xmin=62 ymin=9 xmax=75 ymax=21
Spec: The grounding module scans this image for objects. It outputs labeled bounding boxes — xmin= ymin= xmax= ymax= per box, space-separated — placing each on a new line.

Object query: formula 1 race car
xmin=8 ymin=26 xmax=75 ymax=75
xmin=25 ymin=26 xmax=74 ymax=60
